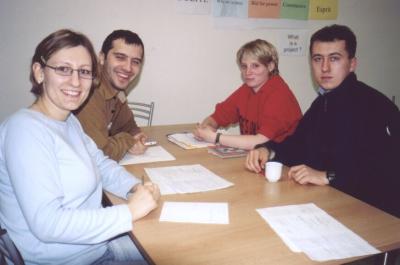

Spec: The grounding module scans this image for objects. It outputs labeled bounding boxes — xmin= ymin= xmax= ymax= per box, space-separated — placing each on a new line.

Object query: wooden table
xmin=110 ymin=124 xmax=400 ymax=265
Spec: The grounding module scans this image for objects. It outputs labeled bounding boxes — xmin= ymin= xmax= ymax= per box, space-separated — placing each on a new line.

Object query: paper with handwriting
xmin=257 ymin=203 xmax=379 ymax=261
xmin=167 ymin=132 xmax=212 ymax=149
xmin=119 ymin=146 xmax=175 ymax=165
xmin=144 ymin=164 xmax=234 ymax=195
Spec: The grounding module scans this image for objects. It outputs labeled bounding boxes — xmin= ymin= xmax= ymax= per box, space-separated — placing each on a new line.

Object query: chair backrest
xmin=0 ymin=226 xmax=24 ymax=265
xmin=127 ymin=101 xmax=155 ymax=127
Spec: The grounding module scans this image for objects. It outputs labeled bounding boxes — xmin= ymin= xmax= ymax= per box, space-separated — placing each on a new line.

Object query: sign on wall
xmin=176 ymin=0 xmax=338 ymax=20
xmin=278 ymin=30 xmax=308 ymax=56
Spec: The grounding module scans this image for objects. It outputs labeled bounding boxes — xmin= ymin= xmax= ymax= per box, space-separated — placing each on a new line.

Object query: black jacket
xmin=263 ymin=73 xmax=400 ymax=217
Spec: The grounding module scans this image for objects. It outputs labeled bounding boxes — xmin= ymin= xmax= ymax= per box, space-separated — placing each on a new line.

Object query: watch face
xmin=327 ymin=171 xmax=335 ymax=182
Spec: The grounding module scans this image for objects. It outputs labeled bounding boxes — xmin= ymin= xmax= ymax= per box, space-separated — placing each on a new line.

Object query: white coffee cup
xmin=265 ymin=161 xmax=283 ymax=182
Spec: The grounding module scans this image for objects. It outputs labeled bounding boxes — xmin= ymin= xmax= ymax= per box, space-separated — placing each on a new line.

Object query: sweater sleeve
xmin=3 ymin=115 xmax=134 ymax=244
xmin=264 ymin=104 xmax=314 ymax=166
xmin=79 ymin=121 xmax=141 ymax=198
xmin=257 ymin=86 xmax=302 ymax=142
xmin=211 ymin=87 xmax=242 ymax=127
xmin=106 ymin=101 xmax=142 ymax=161
xmin=329 ymin=97 xmax=400 ymax=216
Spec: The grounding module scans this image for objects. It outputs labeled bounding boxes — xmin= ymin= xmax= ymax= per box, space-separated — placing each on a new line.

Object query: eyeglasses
xmin=40 ymin=57 xmax=94 ymax=80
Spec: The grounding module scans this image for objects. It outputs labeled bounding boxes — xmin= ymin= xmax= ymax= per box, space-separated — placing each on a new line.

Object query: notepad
xmin=119 ymin=146 xmax=175 ymax=165
xmin=167 ymin=132 xmax=212 ymax=149
xmin=208 ymin=145 xmax=248 ymax=158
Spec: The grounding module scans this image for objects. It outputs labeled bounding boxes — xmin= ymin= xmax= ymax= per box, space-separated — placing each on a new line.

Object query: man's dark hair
xmin=101 ymin=30 xmax=144 ymax=57
xmin=310 ymin=24 xmax=357 ymax=58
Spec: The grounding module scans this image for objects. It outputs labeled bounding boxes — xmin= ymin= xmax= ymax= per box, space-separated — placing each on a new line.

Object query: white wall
xmin=0 ymin=0 xmax=399 ymax=124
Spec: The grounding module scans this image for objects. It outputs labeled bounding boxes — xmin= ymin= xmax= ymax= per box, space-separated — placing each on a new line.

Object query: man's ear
xmin=32 ymin=62 xmax=44 ymax=84
xmin=350 ymin=57 xmax=357 ymax=72
xmin=267 ymin=62 xmax=275 ymax=73
xmin=98 ymin=52 xmax=105 ymax=65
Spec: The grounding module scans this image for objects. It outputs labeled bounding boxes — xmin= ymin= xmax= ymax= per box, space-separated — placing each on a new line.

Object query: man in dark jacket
xmin=245 ymin=24 xmax=400 ymax=217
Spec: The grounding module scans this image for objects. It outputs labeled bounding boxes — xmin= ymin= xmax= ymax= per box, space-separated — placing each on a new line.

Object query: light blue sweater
xmin=0 ymin=109 xmax=140 ymax=264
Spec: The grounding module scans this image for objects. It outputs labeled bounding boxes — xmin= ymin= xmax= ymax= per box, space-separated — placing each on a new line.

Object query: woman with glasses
xmin=0 ymin=29 xmax=159 ymax=264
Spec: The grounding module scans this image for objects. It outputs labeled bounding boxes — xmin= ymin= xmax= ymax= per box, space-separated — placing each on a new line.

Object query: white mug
xmin=265 ymin=161 xmax=283 ymax=182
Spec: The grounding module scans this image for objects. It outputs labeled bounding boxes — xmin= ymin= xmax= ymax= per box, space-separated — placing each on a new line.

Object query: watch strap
xmin=215 ymin=132 xmax=222 ymax=145
xmin=326 ymin=171 xmax=336 ymax=183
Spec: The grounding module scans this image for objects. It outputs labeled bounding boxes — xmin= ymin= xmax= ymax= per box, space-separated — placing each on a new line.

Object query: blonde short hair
xmin=236 ymin=39 xmax=279 ymax=75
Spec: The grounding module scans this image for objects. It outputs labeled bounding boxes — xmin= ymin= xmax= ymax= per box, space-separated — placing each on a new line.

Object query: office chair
xmin=0 ymin=225 xmax=24 ymax=265
xmin=127 ymin=101 xmax=155 ymax=127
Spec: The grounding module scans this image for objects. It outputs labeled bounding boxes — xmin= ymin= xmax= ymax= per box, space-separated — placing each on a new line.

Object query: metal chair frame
xmin=127 ymin=101 xmax=155 ymax=127
xmin=0 ymin=225 xmax=24 ymax=265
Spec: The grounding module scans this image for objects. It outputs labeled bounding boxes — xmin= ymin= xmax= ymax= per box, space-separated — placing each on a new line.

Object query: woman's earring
xmin=38 ymin=74 xmax=44 ymax=84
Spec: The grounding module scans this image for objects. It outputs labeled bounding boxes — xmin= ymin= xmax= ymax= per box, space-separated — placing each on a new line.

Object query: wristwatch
xmin=215 ymin=132 xmax=222 ymax=145
xmin=326 ymin=171 xmax=336 ymax=183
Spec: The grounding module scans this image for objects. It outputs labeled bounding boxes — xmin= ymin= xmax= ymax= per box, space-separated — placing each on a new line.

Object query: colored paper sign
xmin=308 ymin=0 xmax=338 ymax=20
xmin=248 ymin=0 xmax=281 ymax=19
xmin=176 ymin=0 xmax=211 ymax=15
xmin=280 ymin=0 xmax=309 ymax=20
xmin=212 ymin=0 xmax=248 ymax=18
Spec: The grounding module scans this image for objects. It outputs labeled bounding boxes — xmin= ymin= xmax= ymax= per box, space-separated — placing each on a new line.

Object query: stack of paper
xmin=208 ymin=145 xmax=248 ymax=158
xmin=144 ymin=164 xmax=234 ymax=195
xmin=256 ymin=203 xmax=380 ymax=261
xmin=167 ymin=132 xmax=212 ymax=149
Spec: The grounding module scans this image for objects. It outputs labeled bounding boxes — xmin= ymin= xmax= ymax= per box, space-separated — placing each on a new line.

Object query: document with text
xmin=144 ymin=164 xmax=234 ymax=195
xmin=160 ymin=202 xmax=229 ymax=224
xmin=167 ymin=132 xmax=212 ymax=149
xmin=119 ymin=146 xmax=175 ymax=165
xmin=257 ymin=203 xmax=379 ymax=261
